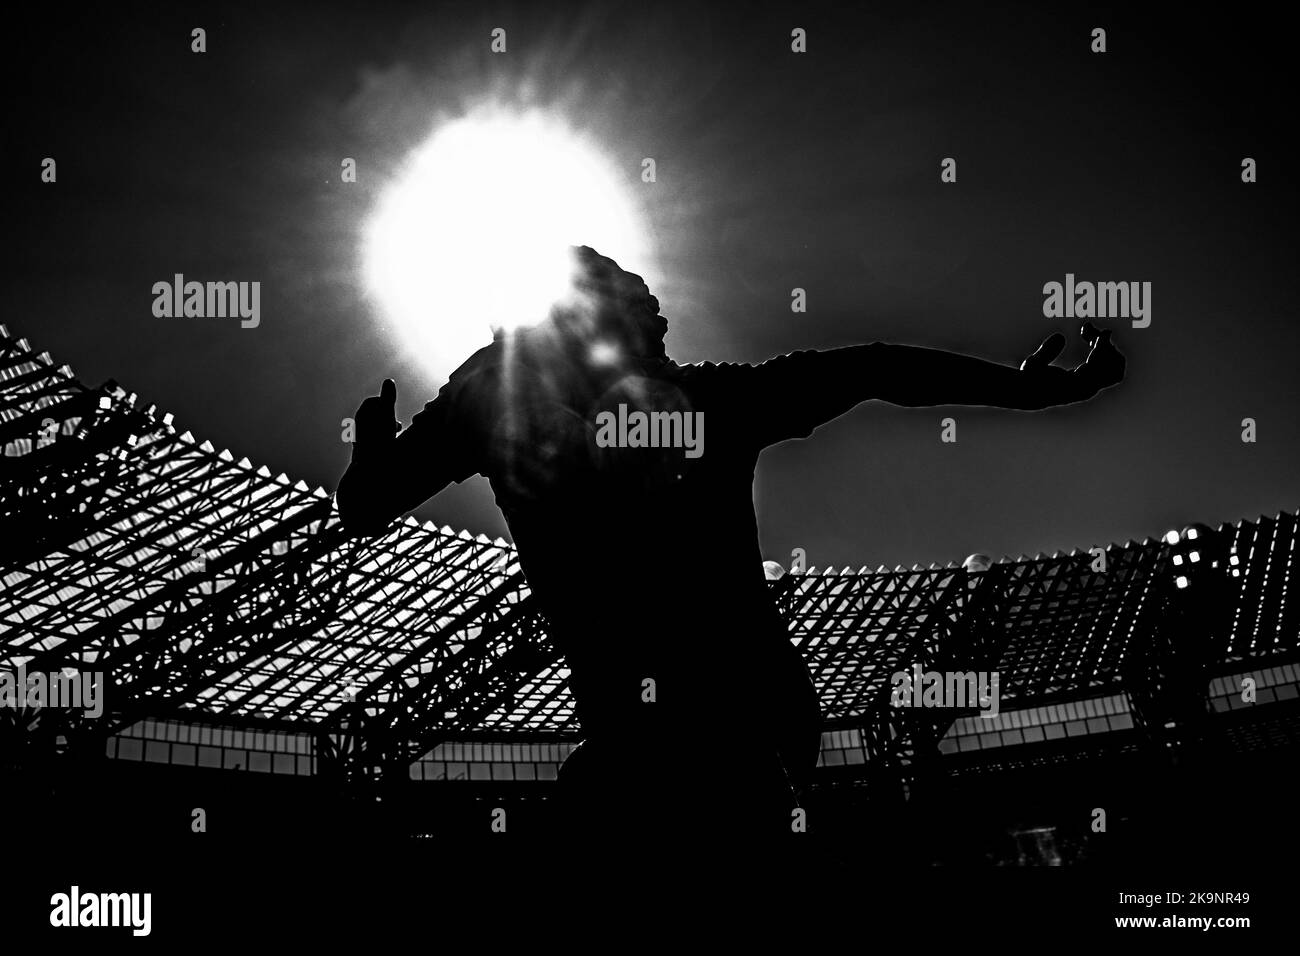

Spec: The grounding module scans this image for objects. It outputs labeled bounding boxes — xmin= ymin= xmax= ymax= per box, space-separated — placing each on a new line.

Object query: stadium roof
xmin=2 ymin=324 xmax=1297 ymax=770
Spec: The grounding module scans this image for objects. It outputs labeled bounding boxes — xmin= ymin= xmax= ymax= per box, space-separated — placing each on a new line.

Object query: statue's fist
xmin=354 ymin=378 xmax=401 ymax=445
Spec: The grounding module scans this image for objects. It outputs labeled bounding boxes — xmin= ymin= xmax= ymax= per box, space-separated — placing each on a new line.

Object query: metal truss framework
xmin=2 ymin=325 xmax=1297 ymax=791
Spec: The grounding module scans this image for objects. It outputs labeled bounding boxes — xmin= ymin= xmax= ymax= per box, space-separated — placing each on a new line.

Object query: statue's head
xmin=502 ymin=245 xmax=668 ymax=365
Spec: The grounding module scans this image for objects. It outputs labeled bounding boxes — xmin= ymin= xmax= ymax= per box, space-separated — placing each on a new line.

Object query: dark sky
xmin=11 ymin=1 xmax=1298 ymax=571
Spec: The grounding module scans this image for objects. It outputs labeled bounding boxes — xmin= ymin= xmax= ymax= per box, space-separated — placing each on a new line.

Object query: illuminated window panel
xmin=938 ymin=693 xmax=1133 ymax=753
xmin=104 ymin=718 xmax=316 ymax=775
xmin=1209 ymin=665 xmax=1300 ymax=714
xmin=412 ymin=739 xmax=577 ymax=782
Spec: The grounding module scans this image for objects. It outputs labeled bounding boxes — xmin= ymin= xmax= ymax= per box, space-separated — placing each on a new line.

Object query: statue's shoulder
xmin=444 ymin=342 xmax=506 ymax=393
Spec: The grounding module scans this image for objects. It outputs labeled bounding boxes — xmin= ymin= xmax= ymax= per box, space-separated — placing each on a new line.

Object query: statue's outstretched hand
xmin=1018 ymin=324 xmax=1125 ymax=405
xmin=1073 ymin=322 xmax=1126 ymax=392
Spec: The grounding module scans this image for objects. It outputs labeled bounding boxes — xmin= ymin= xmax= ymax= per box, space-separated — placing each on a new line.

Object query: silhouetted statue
xmin=337 ymin=246 xmax=1125 ymax=842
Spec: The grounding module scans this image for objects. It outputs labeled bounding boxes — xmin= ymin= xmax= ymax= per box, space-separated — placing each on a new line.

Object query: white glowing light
xmin=589 ymin=341 xmax=620 ymax=366
xmin=364 ymin=109 xmax=648 ymax=375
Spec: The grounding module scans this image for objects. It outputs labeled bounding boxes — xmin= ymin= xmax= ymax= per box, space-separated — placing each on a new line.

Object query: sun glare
xmin=363 ymin=108 xmax=648 ymax=375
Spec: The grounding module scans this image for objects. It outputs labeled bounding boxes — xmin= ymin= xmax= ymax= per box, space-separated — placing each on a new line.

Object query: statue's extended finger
xmin=1022 ymin=332 xmax=1067 ymax=370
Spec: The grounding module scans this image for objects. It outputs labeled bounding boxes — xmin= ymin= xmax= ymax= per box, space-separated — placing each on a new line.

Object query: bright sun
xmin=363 ymin=108 xmax=649 ymax=374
